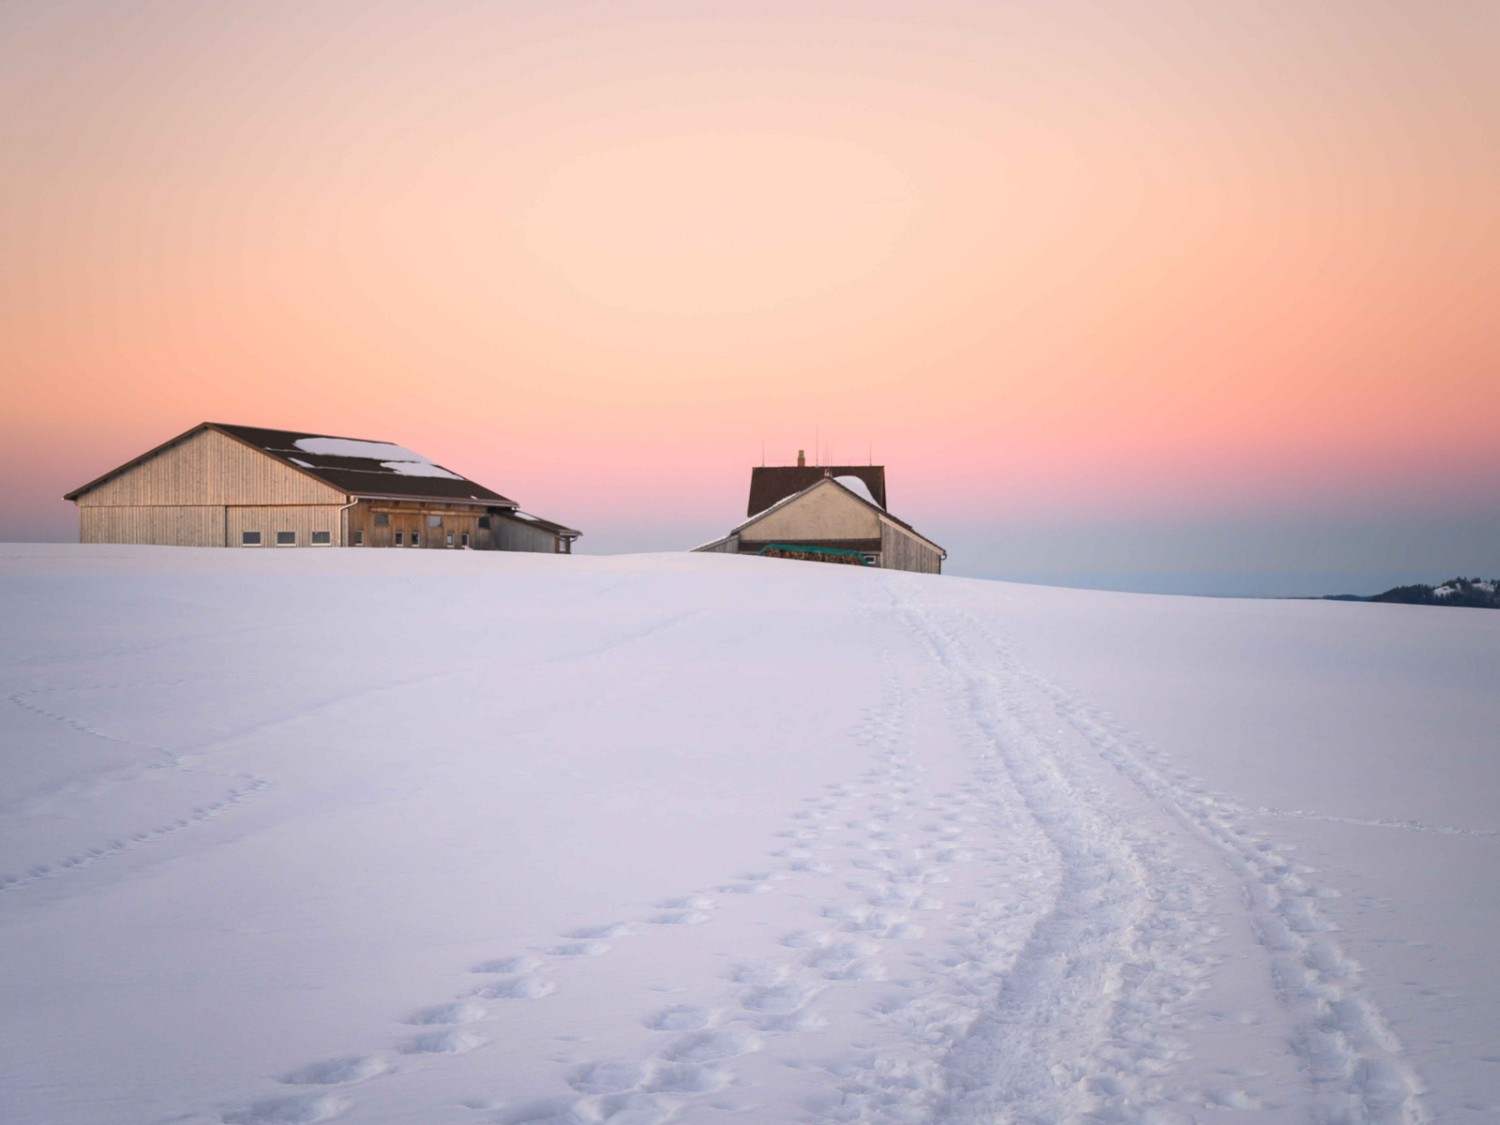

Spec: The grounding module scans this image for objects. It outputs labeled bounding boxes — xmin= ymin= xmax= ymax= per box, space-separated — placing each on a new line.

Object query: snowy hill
xmin=2 ymin=546 xmax=1497 ymax=1125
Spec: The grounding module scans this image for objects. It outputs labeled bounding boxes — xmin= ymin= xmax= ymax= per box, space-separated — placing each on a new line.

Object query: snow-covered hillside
xmin=2 ymin=546 xmax=1496 ymax=1125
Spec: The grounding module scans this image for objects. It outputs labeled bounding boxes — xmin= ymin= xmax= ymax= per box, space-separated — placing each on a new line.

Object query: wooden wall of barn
xmin=76 ymin=428 xmax=345 ymax=508
xmin=80 ymin=505 xmax=226 ymax=547
xmin=346 ymin=500 xmax=494 ymax=549
xmin=226 ymin=506 xmax=343 ymax=547
xmin=693 ymin=536 xmax=739 ymax=554
xmin=880 ymin=521 xmax=943 ymax=574
xmin=491 ymin=515 xmax=561 ymax=553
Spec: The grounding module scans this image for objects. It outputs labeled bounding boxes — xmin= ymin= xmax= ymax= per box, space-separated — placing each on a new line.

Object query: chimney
xmin=796 ymin=449 xmax=805 ymax=467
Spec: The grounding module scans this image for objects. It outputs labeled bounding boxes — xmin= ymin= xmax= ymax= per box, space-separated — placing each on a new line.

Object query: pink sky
xmin=3 ymin=1 xmax=1497 ymax=591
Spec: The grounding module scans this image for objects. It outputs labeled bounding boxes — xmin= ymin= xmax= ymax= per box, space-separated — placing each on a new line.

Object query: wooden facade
xmin=694 ymin=476 xmax=944 ymax=574
xmin=66 ymin=423 xmax=581 ymax=552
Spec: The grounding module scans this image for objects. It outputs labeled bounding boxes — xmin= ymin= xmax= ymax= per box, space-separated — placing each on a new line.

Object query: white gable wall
xmin=741 ymin=480 xmax=880 ymax=542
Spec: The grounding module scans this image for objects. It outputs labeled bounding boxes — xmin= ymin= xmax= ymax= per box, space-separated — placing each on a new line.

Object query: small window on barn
xmin=412 ymin=532 xmax=420 ymax=547
xmin=276 ymin=531 xmax=296 ymax=546
xmin=374 ymin=512 xmax=390 ymax=526
xmin=241 ymin=531 xmax=262 ymax=546
xmin=395 ymin=531 xmax=404 ymax=545
xmin=446 ymin=531 xmax=454 ymax=547
xmin=428 ymin=515 xmax=443 ymax=528
xmin=311 ymin=531 xmax=332 ymax=546
xmin=461 ymin=533 xmax=469 ymax=547
xmin=478 ymin=517 xmax=490 ymax=529
xmin=353 ymin=530 xmax=364 ymax=546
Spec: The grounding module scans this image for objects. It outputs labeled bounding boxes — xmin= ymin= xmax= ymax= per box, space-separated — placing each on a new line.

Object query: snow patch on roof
xmin=379 ymin=460 xmax=461 ymax=479
xmin=289 ymin=458 xmax=313 ymax=468
xmin=292 ymin=437 xmax=462 ymax=480
xmin=833 ymin=475 xmax=881 ymax=508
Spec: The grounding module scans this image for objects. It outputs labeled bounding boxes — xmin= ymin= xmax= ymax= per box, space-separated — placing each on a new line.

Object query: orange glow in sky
xmin=3 ymin=1 xmax=1497 ymax=591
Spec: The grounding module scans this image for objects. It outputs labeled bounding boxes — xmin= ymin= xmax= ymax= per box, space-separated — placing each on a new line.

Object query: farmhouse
xmin=63 ymin=422 xmax=581 ymax=552
xmin=693 ymin=453 xmax=945 ymax=574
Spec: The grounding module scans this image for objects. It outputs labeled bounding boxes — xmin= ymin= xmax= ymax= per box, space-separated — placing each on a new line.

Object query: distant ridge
xmin=1318 ymin=577 xmax=1499 ymax=608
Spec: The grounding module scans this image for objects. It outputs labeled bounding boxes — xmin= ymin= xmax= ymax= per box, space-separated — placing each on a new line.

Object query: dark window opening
xmin=353 ymin=530 xmax=364 ymax=546
xmin=446 ymin=532 xmax=454 ymax=547
xmin=374 ymin=512 xmax=390 ymax=526
xmin=412 ymin=532 xmax=420 ymax=547
xmin=477 ymin=517 xmax=490 ymax=529
xmin=276 ymin=531 xmax=296 ymax=546
xmin=461 ymin=533 xmax=469 ymax=547
xmin=241 ymin=531 xmax=261 ymax=546
xmin=311 ymin=531 xmax=332 ymax=546
xmin=395 ymin=531 xmax=404 ymax=545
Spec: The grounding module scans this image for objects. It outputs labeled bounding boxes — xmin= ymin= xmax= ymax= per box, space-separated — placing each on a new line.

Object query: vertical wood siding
xmin=80 ymin=506 xmax=226 ymax=546
xmin=880 ymin=521 xmax=943 ymax=574
xmin=346 ymin=500 xmax=488 ymax=549
xmin=492 ymin=516 xmax=560 ymax=553
xmin=75 ymin=428 xmax=344 ymax=507
xmin=226 ymin=506 xmax=343 ymax=547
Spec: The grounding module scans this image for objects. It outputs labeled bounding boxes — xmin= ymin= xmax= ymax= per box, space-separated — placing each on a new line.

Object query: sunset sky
xmin=4 ymin=1 xmax=1496 ymax=595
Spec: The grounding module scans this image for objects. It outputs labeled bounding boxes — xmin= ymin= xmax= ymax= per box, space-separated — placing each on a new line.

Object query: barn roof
xmin=747 ymin=465 xmax=886 ymax=518
xmin=64 ymin=422 xmax=519 ymax=507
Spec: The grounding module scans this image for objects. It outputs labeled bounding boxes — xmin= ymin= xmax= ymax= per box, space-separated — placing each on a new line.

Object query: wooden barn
xmin=693 ymin=453 xmax=945 ymax=574
xmin=63 ymin=422 xmax=581 ymax=552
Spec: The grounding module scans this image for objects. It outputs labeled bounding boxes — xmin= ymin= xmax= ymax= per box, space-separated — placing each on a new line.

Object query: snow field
xmin=0 ymin=546 xmax=1496 ymax=1124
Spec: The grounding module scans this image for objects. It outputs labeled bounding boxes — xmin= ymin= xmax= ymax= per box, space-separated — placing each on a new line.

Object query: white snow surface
xmin=291 ymin=437 xmax=462 ymax=479
xmin=833 ymin=475 xmax=881 ymax=507
xmin=1 ymin=545 xmax=1497 ymax=1125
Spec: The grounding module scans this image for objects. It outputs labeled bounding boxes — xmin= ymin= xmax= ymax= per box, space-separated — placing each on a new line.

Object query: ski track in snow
xmin=206 ymin=584 xmax=1429 ymax=1125
xmin=1253 ymin=807 xmax=1500 ymax=839
xmin=942 ymin=603 xmax=1430 ymax=1125
xmin=873 ymin=591 xmax=1215 ymax=1124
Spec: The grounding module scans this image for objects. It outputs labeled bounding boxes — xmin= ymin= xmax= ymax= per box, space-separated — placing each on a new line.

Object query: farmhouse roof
xmin=64 ymin=422 xmax=519 ymax=507
xmin=731 ymin=475 xmax=945 ymax=556
xmin=747 ymin=465 xmax=886 ymax=518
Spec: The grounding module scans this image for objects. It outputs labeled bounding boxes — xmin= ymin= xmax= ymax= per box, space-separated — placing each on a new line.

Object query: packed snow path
xmin=1 ymin=548 xmax=1496 ymax=1125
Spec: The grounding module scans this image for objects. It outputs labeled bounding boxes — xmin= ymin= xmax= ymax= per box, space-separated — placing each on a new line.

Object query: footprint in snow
xmin=564 ymin=922 xmax=634 ymax=940
xmin=472 ymin=954 xmax=543 ymax=974
xmin=655 ymin=894 xmax=714 ymax=910
xmin=400 ymin=1030 xmax=486 ymax=1055
xmin=280 ymin=1056 xmax=388 ymax=1086
xmin=406 ymin=1000 xmax=486 ymax=1025
xmin=664 ymin=1027 xmax=763 ymax=1063
xmin=475 ymin=975 xmax=555 ymax=1000
xmin=550 ymin=940 xmax=612 ymax=957
xmin=644 ymin=1005 xmax=714 ymax=1031
xmin=566 ymin=1059 xmax=652 ymax=1094
xmin=221 ymin=1093 xmax=348 ymax=1125
xmin=649 ymin=909 xmax=709 ymax=926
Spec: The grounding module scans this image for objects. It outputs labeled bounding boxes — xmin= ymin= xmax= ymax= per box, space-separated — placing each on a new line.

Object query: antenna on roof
xmin=760 ymin=441 xmax=765 ymax=467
